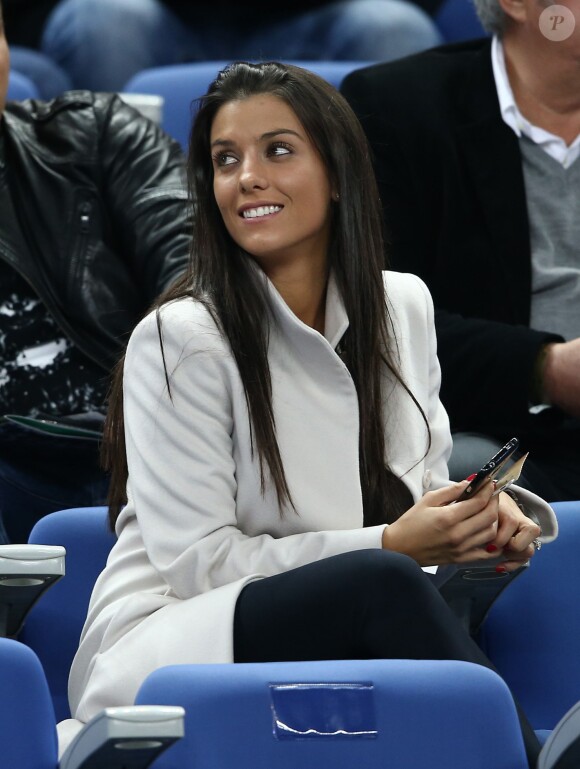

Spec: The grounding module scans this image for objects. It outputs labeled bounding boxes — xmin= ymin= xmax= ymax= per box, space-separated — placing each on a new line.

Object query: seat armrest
xmin=433 ymin=558 xmax=527 ymax=634
xmin=0 ymin=545 xmax=66 ymax=637
xmin=539 ymin=700 xmax=580 ymax=769
xmin=60 ymin=706 xmax=185 ymax=769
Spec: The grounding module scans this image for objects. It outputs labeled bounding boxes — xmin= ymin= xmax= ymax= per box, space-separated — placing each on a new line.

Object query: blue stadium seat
xmin=0 ymin=637 xmax=184 ymax=769
xmin=0 ymin=637 xmax=58 ymax=769
xmin=23 ymin=507 xmax=115 ymax=721
xmin=480 ymin=501 xmax=580 ymax=732
xmin=136 ymin=658 xmax=529 ymax=769
xmin=123 ymin=60 xmax=369 ymax=150
xmin=20 ymin=502 xmax=579 ymax=761
xmin=7 ymin=69 xmax=39 ymax=101
xmin=434 ymin=0 xmax=487 ymax=42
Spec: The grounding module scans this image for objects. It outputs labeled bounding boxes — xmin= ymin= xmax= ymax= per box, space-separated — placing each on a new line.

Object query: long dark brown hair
xmin=103 ymin=61 xmax=429 ymax=528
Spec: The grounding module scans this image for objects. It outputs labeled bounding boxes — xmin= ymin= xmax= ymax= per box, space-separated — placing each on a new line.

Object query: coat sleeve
xmin=97 ymin=95 xmax=190 ymax=298
xmin=411 ymin=274 xmax=453 ymax=493
xmin=123 ymin=303 xmax=386 ymax=601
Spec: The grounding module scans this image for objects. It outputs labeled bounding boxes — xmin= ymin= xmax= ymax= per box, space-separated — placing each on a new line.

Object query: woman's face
xmin=210 ymin=93 xmax=333 ymax=274
xmin=0 ymin=10 xmax=9 ymax=118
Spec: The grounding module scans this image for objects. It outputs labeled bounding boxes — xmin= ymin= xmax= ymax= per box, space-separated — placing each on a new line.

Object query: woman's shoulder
xmin=381 ymin=270 xmax=433 ymax=319
xmin=127 ymin=297 xmax=228 ymax=361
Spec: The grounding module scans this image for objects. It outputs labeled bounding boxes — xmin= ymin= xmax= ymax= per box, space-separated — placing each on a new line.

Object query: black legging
xmin=234 ymin=549 xmax=540 ymax=768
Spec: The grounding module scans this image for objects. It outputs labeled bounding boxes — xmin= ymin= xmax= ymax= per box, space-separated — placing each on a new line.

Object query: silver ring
xmin=532 ymin=538 xmax=542 ymax=551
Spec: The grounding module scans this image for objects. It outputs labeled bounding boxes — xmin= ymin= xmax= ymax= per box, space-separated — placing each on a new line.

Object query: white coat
xmin=60 ymin=269 xmax=557 ymax=751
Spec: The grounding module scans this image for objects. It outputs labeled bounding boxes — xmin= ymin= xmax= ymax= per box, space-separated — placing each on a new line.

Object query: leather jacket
xmin=0 ymin=91 xmax=190 ymax=371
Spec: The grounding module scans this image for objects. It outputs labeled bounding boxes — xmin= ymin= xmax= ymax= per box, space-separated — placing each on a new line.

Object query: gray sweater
xmin=521 ymin=136 xmax=580 ymax=341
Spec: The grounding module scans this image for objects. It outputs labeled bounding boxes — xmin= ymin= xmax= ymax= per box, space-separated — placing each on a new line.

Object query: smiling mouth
xmin=241 ymin=205 xmax=282 ymax=219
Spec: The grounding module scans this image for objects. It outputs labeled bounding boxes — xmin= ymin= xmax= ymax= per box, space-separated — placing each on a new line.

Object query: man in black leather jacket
xmin=0 ymin=5 xmax=190 ymax=542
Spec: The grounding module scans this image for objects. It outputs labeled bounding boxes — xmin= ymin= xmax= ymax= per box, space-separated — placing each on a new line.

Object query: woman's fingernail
xmin=495 ymin=565 xmax=507 ymax=573
xmin=486 ymin=544 xmax=498 ymax=553
xmin=465 ymin=473 xmax=477 ymax=482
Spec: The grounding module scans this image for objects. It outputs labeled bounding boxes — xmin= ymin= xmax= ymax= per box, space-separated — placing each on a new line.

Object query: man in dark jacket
xmin=39 ymin=0 xmax=441 ymax=92
xmin=0 ymin=4 xmax=190 ymax=542
xmin=341 ymin=0 xmax=580 ymax=502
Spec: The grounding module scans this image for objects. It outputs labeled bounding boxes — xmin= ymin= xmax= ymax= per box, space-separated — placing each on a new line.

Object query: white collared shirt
xmin=491 ymin=36 xmax=580 ymax=168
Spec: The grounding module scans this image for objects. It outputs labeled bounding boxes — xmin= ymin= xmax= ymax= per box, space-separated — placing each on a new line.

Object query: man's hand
xmin=543 ymin=339 xmax=580 ymax=416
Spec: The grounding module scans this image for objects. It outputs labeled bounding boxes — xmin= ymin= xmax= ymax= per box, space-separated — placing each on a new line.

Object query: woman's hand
xmin=381 ymin=482 xmax=541 ymax=569
xmin=488 ymin=491 xmax=541 ymax=572
xmin=382 ymin=479 xmax=499 ymax=565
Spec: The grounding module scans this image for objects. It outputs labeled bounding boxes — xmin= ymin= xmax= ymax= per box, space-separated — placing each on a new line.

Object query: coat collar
xmin=252 ymin=261 xmax=349 ymax=351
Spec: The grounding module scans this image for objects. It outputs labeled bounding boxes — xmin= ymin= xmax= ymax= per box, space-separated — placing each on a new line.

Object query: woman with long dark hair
xmin=63 ymin=62 xmax=556 ymax=764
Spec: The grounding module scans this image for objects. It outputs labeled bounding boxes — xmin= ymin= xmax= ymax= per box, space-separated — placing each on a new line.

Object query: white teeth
xmin=242 ymin=205 xmax=281 ymax=219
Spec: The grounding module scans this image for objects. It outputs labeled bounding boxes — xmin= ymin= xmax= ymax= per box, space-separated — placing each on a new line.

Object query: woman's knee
xmin=336 ymin=549 xmax=448 ymax=626
xmin=334 ymin=548 xmax=426 ymax=595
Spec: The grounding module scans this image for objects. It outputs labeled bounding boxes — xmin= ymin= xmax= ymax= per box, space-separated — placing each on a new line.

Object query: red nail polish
xmin=495 ymin=565 xmax=507 ymax=573
xmin=465 ymin=473 xmax=477 ymax=482
xmin=486 ymin=544 xmax=498 ymax=553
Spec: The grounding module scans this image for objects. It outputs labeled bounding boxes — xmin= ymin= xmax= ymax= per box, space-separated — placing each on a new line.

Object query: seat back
xmin=480 ymin=501 xmax=580 ymax=731
xmin=0 ymin=638 xmax=58 ymax=768
xmin=137 ymin=658 xmax=528 ymax=769
xmin=123 ymin=60 xmax=369 ymax=150
xmin=7 ymin=70 xmax=40 ymax=101
xmin=23 ymin=507 xmax=115 ymax=721
xmin=434 ymin=0 xmax=487 ymax=41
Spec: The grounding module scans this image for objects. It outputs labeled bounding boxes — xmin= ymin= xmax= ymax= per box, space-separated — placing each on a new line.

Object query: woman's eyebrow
xmin=261 ymin=128 xmax=302 ymax=140
xmin=211 ymin=128 xmax=302 ymax=149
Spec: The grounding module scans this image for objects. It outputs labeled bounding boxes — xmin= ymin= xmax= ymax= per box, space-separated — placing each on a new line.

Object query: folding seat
xmin=135 ymin=657 xmax=530 ymax=769
xmin=7 ymin=69 xmax=39 ymax=101
xmin=480 ymin=501 xmax=580 ymax=734
xmin=0 ymin=636 xmax=58 ymax=769
xmin=122 ymin=60 xmax=369 ymax=150
xmin=0 ymin=636 xmax=184 ymax=769
xmin=7 ymin=503 xmax=580 ymax=769
xmin=22 ymin=506 xmax=115 ymax=721
xmin=434 ymin=0 xmax=487 ymax=42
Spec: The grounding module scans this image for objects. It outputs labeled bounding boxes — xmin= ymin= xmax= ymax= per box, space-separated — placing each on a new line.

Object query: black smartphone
xmin=455 ymin=437 xmax=519 ymax=502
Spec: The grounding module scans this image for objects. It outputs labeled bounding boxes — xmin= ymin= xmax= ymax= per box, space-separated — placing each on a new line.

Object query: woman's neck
xmin=264 ymin=260 xmax=328 ymax=333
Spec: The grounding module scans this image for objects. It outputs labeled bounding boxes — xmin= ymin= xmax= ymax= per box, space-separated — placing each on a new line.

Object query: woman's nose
xmin=238 ymin=159 xmax=268 ymax=192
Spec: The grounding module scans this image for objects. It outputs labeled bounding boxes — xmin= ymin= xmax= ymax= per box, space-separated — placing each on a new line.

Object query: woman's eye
xmin=269 ymin=143 xmax=292 ymax=157
xmin=213 ymin=153 xmax=237 ymax=167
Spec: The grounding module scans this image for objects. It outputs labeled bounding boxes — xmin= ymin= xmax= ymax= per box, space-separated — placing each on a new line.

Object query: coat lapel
xmin=453 ymin=45 xmax=532 ymax=323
